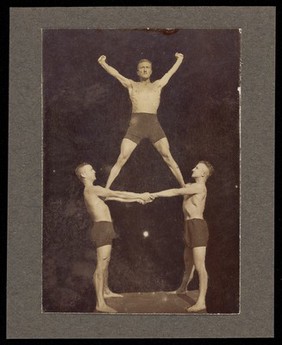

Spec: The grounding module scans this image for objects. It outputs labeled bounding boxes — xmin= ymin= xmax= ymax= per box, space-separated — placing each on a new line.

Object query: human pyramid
xmin=75 ymin=53 xmax=214 ymax=313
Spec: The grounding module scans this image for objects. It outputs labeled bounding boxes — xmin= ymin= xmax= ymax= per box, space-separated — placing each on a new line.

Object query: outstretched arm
xmin=105 ymin=196 xmax=148 ymax=204
xmin=150 ymin=183 xmax=204 ymax=199
xmin=93 ymin=186 xmax=151 ymax=202
xmin=98 ymin=55 xmax=133 ymax=88
xmin=157 ymin=52 xmax=184 ymax=87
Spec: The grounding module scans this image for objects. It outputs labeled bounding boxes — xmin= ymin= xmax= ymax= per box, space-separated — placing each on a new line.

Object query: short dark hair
xmin=75 ymin=162 xmax=91 ymax=181
xmin=137 ymin=59 xmax=152 ymax=67
xmin=199 ymin=160 xmax=215 ymax=178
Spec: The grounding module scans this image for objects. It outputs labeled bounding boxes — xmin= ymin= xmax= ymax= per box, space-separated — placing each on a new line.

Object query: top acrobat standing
xmin=98 ymin=53 xmax=186 ymax=188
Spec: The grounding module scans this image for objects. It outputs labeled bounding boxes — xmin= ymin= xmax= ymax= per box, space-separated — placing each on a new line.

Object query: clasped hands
xmin=137 ymin=192 xmax=156 ymax=205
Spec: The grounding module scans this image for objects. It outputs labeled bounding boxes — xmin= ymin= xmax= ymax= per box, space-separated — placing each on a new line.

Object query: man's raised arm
xmin=98 ymin=55 xmax=133 ymax=88
xmin=157 ymin=52 xmax=184 ymax=87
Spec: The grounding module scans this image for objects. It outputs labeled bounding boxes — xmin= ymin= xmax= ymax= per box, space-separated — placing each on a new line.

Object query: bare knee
xmin=95 ymin=256 xmax=110 ymax=275
xmin=161 ymin=151 xmax=170 ymax=160
xmin=195 ymin=263 xmax=207 ymax=275
xmin=159 ymin=148 xmax=173 ymax=162
xmin=158 ymin=147 xmax=177 ymax=164
xmin=116 ymin=152 xmax=130 ymax=166
xmin=101 ymin=255 xmax=111 ymax=267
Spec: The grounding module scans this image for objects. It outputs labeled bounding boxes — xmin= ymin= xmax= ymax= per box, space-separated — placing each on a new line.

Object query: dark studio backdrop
xmin=43 ymin=29 xmax=240 ymax=313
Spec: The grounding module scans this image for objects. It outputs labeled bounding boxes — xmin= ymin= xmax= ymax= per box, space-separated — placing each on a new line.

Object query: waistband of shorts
xmin=131 ymin=112 xmax=158 ymax=117
xmin=186 ymin=218 xmax=206 ymax=223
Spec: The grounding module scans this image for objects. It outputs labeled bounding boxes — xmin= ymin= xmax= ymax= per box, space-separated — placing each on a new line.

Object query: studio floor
xmin=95 ymin=290 xmax=207 ymax=314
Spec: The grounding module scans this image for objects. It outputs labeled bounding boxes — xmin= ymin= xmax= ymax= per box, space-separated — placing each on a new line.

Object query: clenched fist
xmin=98 ymin=55 xmax=107 ymax=64
xmin=175 ymin=52 xmax=184 ymax=59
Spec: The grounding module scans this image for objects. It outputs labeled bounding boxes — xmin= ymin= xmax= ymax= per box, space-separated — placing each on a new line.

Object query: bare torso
xmin=182 ymin=185 xmax=207 ymax=220
xmin=128 ymin=81 xmax=162 ymax=114
xmin=83 ymin=186 xmax=112 ymax=223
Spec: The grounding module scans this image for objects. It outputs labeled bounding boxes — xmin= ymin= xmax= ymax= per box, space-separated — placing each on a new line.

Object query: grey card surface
xmin=8 ymin=7 xmax=274 ymax=338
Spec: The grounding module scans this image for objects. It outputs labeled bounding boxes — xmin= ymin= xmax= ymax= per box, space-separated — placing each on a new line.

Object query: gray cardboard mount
xmin=8 ymin=7 xmax=275 ymax=338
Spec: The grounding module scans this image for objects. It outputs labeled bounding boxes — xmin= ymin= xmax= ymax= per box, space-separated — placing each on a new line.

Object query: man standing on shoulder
xmin=150 ymin=161 xmax=214 ymax=312
xmin=98 ymin=53 xmax=185 ymax=188
xmin=75 ymin=162 xmax=151 ymax=313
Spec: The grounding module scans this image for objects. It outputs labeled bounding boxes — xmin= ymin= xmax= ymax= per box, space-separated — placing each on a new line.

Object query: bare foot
xmin=167 ymin=288 xmax=187 ymax=294
xmin=96 ymin=304 xmax=117 ymax=313
xmin=104 ymin=291 xmax=123 ymax=298
xmin=185 ymin=303 xmax=206 ymax=313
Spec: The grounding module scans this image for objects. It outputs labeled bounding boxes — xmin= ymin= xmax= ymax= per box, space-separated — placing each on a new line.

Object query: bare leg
xmin=186 ymin=246 xmax=208 ymax=312
xmin=105 ymin=138 xmax=138 ymax=189
xmin=153 ymin=137 xmax=185 ymax=187
xmin=94 ymin=245 xmax=117 ymax=313
xmin=176 ymin=246 xmax=195 ymax=293
xmin=103 ymin=267 xmax=123 ymax=298
xmin=168 ymin=246 xmax=194 ymax=294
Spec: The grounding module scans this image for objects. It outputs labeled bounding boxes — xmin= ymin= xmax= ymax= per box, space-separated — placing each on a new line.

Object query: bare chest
xmin=85 ymin=195 xmax=108 ymax=213
xmin=183 ymin=193 xmax=206 ymax=208
xmin=131 ymin=83 xmax=161 ymax=97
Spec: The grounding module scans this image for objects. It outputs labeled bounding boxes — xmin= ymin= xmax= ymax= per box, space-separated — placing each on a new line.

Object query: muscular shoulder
xmin=126 ymin=78 xmax=134 ymax=87
xmin=91 ymin=185 xmax=106 ymax=194
xmin=86 ymin=185 xmax=106 ymax=195
xmin=196 ymin=183 xmax=206 ymax=193
xmin=115 ymin=74 xmax=134 ymax=89
xmin=152 ymin=79 xmax=163 ymax=88
xmin=184 ymin=183 xmax=206 ymax=195
xmin=131 ymin=81 xmax=140 ymax=88
xmin=84 ymin=186 xmax=97 ymax=197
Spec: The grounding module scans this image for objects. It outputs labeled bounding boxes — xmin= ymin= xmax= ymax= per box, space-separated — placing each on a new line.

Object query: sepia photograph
xmin=43 ymin=28 xmax=240 ymax=314
xmin=7 ymin=6 xmax=274 ymax=338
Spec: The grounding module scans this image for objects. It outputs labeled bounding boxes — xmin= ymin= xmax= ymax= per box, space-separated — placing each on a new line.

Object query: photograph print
xmin=43 ymin=28 xmax=240 ymax=314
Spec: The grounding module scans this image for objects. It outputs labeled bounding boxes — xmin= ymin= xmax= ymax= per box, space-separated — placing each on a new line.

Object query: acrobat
xmin=75 ymin=162 xmax=152 ymax=313
xmin=150 ymin=161 xmax=214 ymax=312
xmin=98 ymin=53 xmax=186 ymax=189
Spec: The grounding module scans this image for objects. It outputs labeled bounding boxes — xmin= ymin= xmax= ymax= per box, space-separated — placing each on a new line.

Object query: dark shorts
xmin=90 ymin=221 xmax=117 ymax=248
xmin=124 ymin=113 xmax=166 ymax=144
xmin=184 ymin=219 xmax=209 ymax=248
